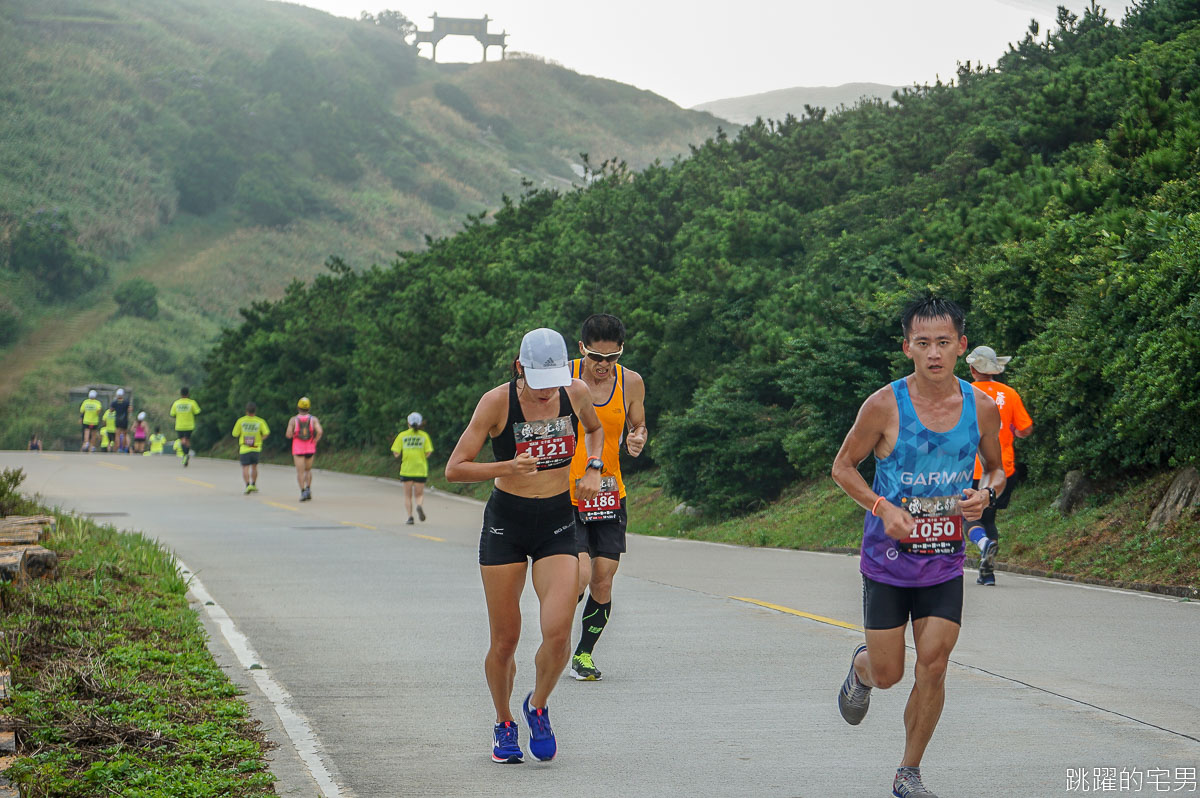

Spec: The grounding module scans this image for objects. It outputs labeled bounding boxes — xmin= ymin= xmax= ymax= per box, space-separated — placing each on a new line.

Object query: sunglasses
xmin=582 ymin=344 xmax=623 ymax=363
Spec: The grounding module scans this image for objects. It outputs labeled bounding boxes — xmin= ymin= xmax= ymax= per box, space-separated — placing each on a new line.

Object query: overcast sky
xmin=285 ymin=0 xmax=1136 ymax=108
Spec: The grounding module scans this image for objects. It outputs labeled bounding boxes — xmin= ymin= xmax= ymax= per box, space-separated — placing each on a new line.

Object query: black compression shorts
xmin=862 ymin=574 xmax=963 ymax=630
xmin=574 ymin=498 xmax=627 ymax=561
xmin=239 ymin=452 xmax=260 ymax=466
xmin=478 ymin=488 xmax=577 ymax=566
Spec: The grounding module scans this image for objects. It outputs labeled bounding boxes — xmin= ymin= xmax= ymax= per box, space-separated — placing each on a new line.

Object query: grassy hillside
xmin=693 ymin=82 xmax=902 ymax=124
xmin=0 ymin=0 xmax=725 ymax=448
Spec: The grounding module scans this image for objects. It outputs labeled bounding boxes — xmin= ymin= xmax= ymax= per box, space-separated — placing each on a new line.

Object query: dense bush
xmin=0 ymin=297 xmax=20 ymax=345
xmin=200 ymin=1 xmax=1200 ymax=511
xmin=115 ymin=277 xmax=159 ymax=319
xmin=7 ymin=209 xmax=108 ymax=301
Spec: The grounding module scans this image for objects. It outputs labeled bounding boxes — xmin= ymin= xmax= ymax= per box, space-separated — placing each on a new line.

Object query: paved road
xmin=4 ymin=451 xmax=1198 ymax=797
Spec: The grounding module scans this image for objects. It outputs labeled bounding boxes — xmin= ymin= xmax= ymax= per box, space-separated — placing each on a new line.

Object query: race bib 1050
xmin=898 ymin=495 xmax=964 ymax=555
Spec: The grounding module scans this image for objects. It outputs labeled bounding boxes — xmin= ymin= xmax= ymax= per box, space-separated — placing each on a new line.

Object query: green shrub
xmin=655 ymin=366 xmax=799 ymax=514
xmin=0 ymin=468 xmax=32 ymax=516
xmin=0 ymin=297 xmax=20 ymax=345
xmin=115 ymin=277 xmax=159 ymax=319
xmin=233 ymin=156 xmax=308 ymax=227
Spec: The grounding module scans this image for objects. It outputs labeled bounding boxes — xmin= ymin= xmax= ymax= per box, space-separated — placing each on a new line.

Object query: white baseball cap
xmin=88 ymin=389 xmax=97 ymax=398
xmin=116 ymin=388 xmax=125 ymax=397
xmin=137 ymin=411 xmax=146 ymax=420
xmin=407 ymin=412 xmax=423 ymax=426
xmin=518 ymin=328 xmax=571 ymax=389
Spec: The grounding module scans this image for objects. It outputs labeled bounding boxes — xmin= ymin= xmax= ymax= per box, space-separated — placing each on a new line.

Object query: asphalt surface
xmin=3 ymin=450 xmax=1198 ymax=797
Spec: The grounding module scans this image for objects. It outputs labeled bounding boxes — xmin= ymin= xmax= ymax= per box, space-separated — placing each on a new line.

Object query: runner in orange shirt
xmin=566 ymin=314 xmax=647 ymax=681
xmin=966 ymin=346 xmax=1034 ymax=586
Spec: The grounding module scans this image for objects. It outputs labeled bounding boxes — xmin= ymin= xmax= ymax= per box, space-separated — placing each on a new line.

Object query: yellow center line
xmin=340 ymin=521 xmax=378 ymax=530
xmin=262 ymin=500 xmax=299 ymax=512
xmin=729 ymin=596 xmax=863 ymax=632
xmin=96 ymin=461 xmax=129 ymax=471
xmin=177 ymin=477 xmax=216 ymax=489
xmin=410 ymin=533 xmax=445 ymax=542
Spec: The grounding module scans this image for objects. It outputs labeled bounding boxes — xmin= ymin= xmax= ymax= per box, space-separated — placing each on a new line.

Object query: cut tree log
xmin=0 ymin=529 xmax=40 ymax=547
xmin=0 ymin=546 xmax=57 ymax=583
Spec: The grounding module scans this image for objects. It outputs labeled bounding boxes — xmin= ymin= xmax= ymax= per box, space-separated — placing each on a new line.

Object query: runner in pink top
xmin=285 ymin=397 xmax=323 ymax=502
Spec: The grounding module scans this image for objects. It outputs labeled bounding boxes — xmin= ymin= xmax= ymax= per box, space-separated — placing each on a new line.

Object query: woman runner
xmin=445 ymin=328 xmax=604 ymax=765
xmin=286 ymin=397 xmax=323 ymax=501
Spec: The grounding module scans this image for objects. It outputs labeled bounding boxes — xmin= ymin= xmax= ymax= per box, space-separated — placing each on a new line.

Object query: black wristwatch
xmin=586 ymin=457 xmax=604 ymax=471
xmin=984 ymin=486 xmax=997 ymax=506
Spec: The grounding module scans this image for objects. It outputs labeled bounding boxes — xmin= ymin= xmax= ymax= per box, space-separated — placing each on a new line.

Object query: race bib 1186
xmin=898 ymin=494 xmax=964 ymax=555
xmin=513 ymin=416 xmax=575 ymax=470
xmin=578 ymin=475 xmax=619 ymax=522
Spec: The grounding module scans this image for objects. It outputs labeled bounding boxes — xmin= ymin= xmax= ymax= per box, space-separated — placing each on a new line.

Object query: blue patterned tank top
xmin=860 ymin=377 xmax=978 ymax=588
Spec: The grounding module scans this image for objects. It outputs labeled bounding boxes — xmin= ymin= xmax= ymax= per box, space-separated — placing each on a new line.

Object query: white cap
xmin=88 ymin=389 xmax=98 ymax=399
xmin=966 ymin=345 xmax=1012 ymax=375
xmin=137 ymin=411 xmax=146 ymax=420
xmin=407 ymin=412 xmax=423 ymax=426
xmin=518 ymin=328 xmax=571 ymax=389
xmin=116 ymin=388 xmax=125 ymax=397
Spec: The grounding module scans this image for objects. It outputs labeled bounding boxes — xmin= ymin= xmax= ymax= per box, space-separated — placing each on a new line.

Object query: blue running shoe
xmin=491 ymin=721 xmax=523 ymax=764
xmin=837 ymin=643 xmax=872 ymax=725
xmin=522 ymin=692 xmax=556 ymax=761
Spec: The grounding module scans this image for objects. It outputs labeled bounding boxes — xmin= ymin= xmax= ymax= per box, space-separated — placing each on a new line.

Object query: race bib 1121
xmin=513 ymin=416 xmax=575 ymax=470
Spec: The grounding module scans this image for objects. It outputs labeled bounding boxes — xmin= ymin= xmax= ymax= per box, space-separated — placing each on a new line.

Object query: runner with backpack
xmin=286 ymin=397 xmax=323 ymax=501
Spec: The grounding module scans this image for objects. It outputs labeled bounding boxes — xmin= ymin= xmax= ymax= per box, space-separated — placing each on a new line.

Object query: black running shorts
xmin=239 ymin=452 xmax=260 ymax=466
xmin=399 ymin=476 xmax=426 ymax=483
xmin=574 ymin=499 xmax=627 ymax=561
xmin=478 ymin=488 xmax=578 ymax=566
xmin=861 ymin=574 xmax=963 ymax=630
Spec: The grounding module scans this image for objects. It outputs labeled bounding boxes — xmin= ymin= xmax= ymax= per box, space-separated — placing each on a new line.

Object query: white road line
xmin=176 ymin=557 xmax=345 ymax=797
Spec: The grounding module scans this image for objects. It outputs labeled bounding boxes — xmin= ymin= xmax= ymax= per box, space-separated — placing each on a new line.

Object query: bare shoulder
xmin=622 ymin=367 xmax=645 ymax=394
xmin=859 ymin=383 xmax=898 ymax=422
xmin=566 ymin=377 xmax=591 ymax=402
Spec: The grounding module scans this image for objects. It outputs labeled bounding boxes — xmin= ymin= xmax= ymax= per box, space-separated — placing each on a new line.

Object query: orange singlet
xmin=568 ymin=360 xmax=627 ymax=505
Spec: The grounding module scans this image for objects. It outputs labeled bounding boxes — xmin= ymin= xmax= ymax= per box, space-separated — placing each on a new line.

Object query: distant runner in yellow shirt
xmin=147 ymin=428 xmax=167 ymax=455
xmin=232 ymin=402 xmax=270 ymax=494
xmin=101 ymin=407 xmax=117 ymax=453
xmin=169 ymin=387 xmax=201 ymax=467
xmin=391 ymin=412 xmax=433 ymax=524
xmin=79 ymin=389 xmax=103 ymax=451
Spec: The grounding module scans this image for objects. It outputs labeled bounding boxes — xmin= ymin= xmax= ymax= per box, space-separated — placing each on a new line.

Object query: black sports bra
xmin=491 ymin=380 xmax=579 ymax=471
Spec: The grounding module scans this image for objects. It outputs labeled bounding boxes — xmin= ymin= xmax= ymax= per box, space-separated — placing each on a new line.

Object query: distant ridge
xmin=694 ymin=82 xmax=902 ymax=124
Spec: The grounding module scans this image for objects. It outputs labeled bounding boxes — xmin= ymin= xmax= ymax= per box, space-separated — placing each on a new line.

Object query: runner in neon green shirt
xmin=391 ymin=412 xmax=433 ymax=524
xmin=79 ymin=389 xmax=103 ymax=452
xmin=169 ymin=386 xmax=201 ymax=467
xmin=147 ymin=429 xmax=166 ymax=455
xmin=102 ymin=408 xmax=117 ymax=453
xmin=232 ymin=402 xmax=270 ymax=494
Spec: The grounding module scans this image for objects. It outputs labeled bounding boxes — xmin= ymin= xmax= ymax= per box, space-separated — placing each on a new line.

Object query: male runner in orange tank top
xmin=567 ymin=314 xmax=647 ymax=681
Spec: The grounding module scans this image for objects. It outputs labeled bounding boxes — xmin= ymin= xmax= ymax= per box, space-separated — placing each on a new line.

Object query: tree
xmin=8 ymin=209 xmax=108 ymax=301
xmin=360 ymin=10 xmax=416 ymax=43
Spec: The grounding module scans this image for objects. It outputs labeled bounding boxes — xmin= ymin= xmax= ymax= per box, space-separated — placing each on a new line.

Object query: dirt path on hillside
xmin=0 ymin=220 xmax=235 ymax=405
xmin=0 ymin=304 xmax=113 ymax=403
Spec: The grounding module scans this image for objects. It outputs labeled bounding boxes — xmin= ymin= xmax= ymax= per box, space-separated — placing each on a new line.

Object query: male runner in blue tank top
xmin=831 ymin=296 xmax=1005 ymax=798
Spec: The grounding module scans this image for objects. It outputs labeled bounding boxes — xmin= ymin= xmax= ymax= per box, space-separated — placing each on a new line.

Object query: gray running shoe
xmin=892 ymin=767 xmax=939 ymax=797
xmin=980 ymin=538 xmax=997 ymax=572
xmin=417 ymin=505 xmax=426 ymax=521
xmin=837 ymin=644 xmax=871 ymax=725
